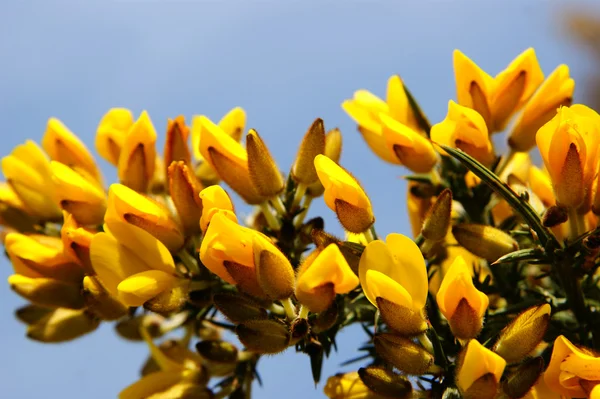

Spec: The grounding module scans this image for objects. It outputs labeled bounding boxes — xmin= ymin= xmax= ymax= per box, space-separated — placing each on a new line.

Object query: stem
xmin=293 ymin=196 xmax=313 ymax=228
xmin=568 ymin=208 xmax=585 ymax=240
xmin=178 ymin=249 xmax=201 ymax=275
xmin=418 ymin=332 xmax=434 ymax=354
xmin=298 ymin=305 xmax=310 ymax=319
xmin=363 ymin=227 xmax=375 ymax=243
xmin=268 ymin=303 xmax=285 ymax=316
xmin=291 ymin=182 xmax=307 ymax=211
xmin=270 ymin=195 xmax=287 ymax=216
xmin=281 ymin=297 xmax=297 ymax=320
xmin=259 ymin=202 xmax=281 ymax=231
xmin=420 ymin=239 xmax=435 ymax=257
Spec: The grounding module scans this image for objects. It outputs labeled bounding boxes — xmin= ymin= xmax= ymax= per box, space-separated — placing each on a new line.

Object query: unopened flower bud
xmin=311 ymin=302 xmax=339 ymax=333
xmin=452 ymin=223 xmax=518 ymax=262
xmin=212 ymin=292 xmax=268 ymax=323
xmin=421 ymin=188 xmax=453 ymax=242
xmin=168 ymin=161 xmax=203 ymax=237
xmin=15 ymin=304 xmax=53 ymax=325
xmin=542 ymin=204 xmax=568 ymax=227
xmin=246 ymin=129 xmax=284 ymax=197
xmin=493 ymin=304 xmax=551 ymax=363
xmin=373 ymin=333 xmax=436 ymax=375
xmin=8 ymin=274 xmax=84 ymax=309
xmin=306 ymin=128 xmax=343 ymax=197
xmin=143 ymin=280 xmax=190 ymax=316
xmin=235 ymin=319 xmax=290 ymax=354
xmin=252 ymin=237 xmax=294 ymax=300
xmin=195 ymin=340 xmax=238 ymax=364
xmin=502 ymin=357 xmax=544 ymax=399
xmin=292 ymin=118 xmax=326 ymax=184
xmin=115 ymin=314 xmax=164 ymax=341
xmin=82 ymin=276 xmax=128 ymax=320
xmin=357 ymin=367 xmax=413 ymax=398
xmin=164 ymin=116 xmax=192 ymax=176
xmin=95 ymin=108 xmax=134 ymax=166
xmin=27 ymin=308 xmax=100 ymax=343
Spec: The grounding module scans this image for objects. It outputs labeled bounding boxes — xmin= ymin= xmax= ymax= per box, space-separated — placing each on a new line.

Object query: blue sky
xmin=1 ymin=1 xmax=599 ymax=398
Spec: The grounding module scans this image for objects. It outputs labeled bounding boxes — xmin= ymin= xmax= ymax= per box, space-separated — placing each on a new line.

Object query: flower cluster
xmin=2 ymin=48 xmax=600 ymax=399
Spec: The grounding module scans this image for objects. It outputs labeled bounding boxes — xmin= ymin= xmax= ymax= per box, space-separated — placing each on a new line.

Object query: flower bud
xmin=115 ymin=314 xmax=164 ymax=341
xmin=493 ymin=304 xmax=551 ymax=363
xmin=49 ymin=161 xmax=106 ymax=225
xmin=95 ymin=108 xmax=134 ymax=165
xmin=311 ymin=302 xmax=339 ymax=333
xmin=61 ymin=211 xmax=95 ymax=275
xmin=357 ymin=367 xmax=413 ymax=398
xmin=27 ymin=308 xmax=100 ymax=343
xmin=436 ymin=255 xmax=489 ymax=340
xmin=235 ymin=319 xmax=290 ymax=354
xmin=421 ymin=188 xmax=453 ymax=242
xmin=246 ymin=129 xmax=284 ymax=197
xmin=212 ymin=292 xmax=268 ymax=323
xmin=82 ymin=276 xmax=128 ymax=320
xmin=195 ymin=340 xmax=238 ymax=364
xmin=253 ymin=236 xmax=294 ymax=300
xmin=324 ymin=371 xmax=386 ymax=399
xmin=105 ymin=183 xmax=184 ymax=252
xmin=191 ymin=107 xmax=246 ymax=161
xmin=292 ymin=118 xmax=326 ymax=184
xmin=306 ymin=128 xmax=343 ymax=197
xmin=42 ymin=117 xmax=103 ymax=184
xmin=168 ymin=161 xmax=203 ymax=237
xmin=373 ymin=333 xmax=435 ymax=375
xmin=143 ymin=279 xmax=190 ymax=316
xmin=164 ymin=116 xmax=192 ymax=177
xmin=198 ymin=185 xmax=237 ymax=233
xmin=8 ymin=274 xmax=84 ymax=309
xmin=502 ymin=357 xmax=544 ymax=399
xmin=456 ymin=340 xmax=506 ymax=399
xmin=314 ymin=154 xmax=374 ymax=233
xmin=452 ymin=224 xmax=518 ymax=263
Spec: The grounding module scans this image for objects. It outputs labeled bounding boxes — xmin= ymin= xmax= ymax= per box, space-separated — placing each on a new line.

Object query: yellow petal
xmin=218 ymin=107 xmax=246 ymax=142
xmin=118 ymin=269 xmax=178 ymax=307
xmin=457 ymin=340 xmax=506 ymax=393
xmin=95 ymin=108 xmax=134 ymax=166
xmin=198 ymin=185 xmax=237 ymax=232
xmin=119 ymin=370 xmax=184 ymax=399
xmin=365 ymin=269 xmax=414 ymax=309
xmin=118 ymin=111 xmax=157 ymax=193
xmin=296 ymin=244 xmax=358 ymax=294
xmin=387 ymin=75 xmax=420 ymax=132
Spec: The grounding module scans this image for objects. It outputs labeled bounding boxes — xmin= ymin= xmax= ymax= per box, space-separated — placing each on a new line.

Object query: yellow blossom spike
xmin=105 ymin=183 xmax=184 ymax=252
xmin=4 ymin=233 xmax=83 ymax=284
xmin=8 ymin=274 xmax=84 ymax=309
xmin=545 ymin=335 xmax=600 ymax=398
xmin=2 ymin=140 xmax=62 ymax=220
xmin=49 ymin=161 xmax=106 ymax=226
xmin=509 ymin=65 xmax=574 ymax=152
xmin=95 ymin=108 xmax=134 ymax=166
xmin=491 ymin=48 xmax=544 ymax=132
xmin=296 ymin=244 xmax=359 ymax=313
xmin=168 ymin=161 xmax=203 ymax=237
xmin=164 ymin=116 xmax=192 ymax=178
xmin=456 ymin=340 xmax=507 ymax=399
xmin=314 ymin=154 xmax=374 ymax=233
xmin=436 ymin=255 xmax=489 ymax=339
xmin=380 ymin=113 xmax=437 ymax=173
xmin=198 ymin=185 xmax=237 ymax=233
xmin=292 ymin=118 xmax=326 ymax=185
xmin=431 ymin=100 xmax=495 ymax=166
xmin=118 ymin=110 xmax=157 ymax=193
xmin=42 ymin=117 xmax=103 ymax=184
xmin=536 ymin=105 xmax=600 ymax=209
xmin=26 ymin=308 xmax=100 ymax=343
xmin=246 ymin=129 xmax=284 ymax=197
xmin=197 ymin=116 xmax=264 ymax=204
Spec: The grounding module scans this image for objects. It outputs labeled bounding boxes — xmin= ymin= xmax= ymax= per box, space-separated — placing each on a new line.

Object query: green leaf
xmin=492 ymin=248 xmax=547 ymax=265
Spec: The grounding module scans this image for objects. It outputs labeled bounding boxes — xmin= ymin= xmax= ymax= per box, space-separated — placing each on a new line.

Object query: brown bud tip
xmin=195 ymin=340 xmax=238 ymax=364
xmin=502 ymin=357 xmax=544 ymax=399
xmin=292 ymin=118 xmax=326 ymax=184
xmin=311 ymin=229 xmax=340 ymax=248
xmin=246 ymin=129 xmax=284 ymax=197
xmin=311 ymin=302 xmax=339 ymax=333
xmin=334 ymin=199 xmax=375 ymax=233
xmin=358 ymin=367 xmax=413 ymax=398
xmin=463 ymin=373 xmax=499 ymax=399
xmin=374 ymin=333 xmax=435 ymax=375
xmin=376 ymin=297 xmax=428 ymax=337
xmin=422 ymin=188 xmax=453 ymax=242
xmin=448 ymin=298 xmax=483 ymax=340
xmin=452 ymin=223 xmax=518 ymax=262
xmin=212 ymin=292 xmax=268 ymax=323
xmin=255 ymin=248 xmax=295 ymax=300
xmin=542 ymin=204 xmax=568 ymax=227
xmin=168 ymin=161 xmax=203 ymax=237
xmin=236 ymin=319 xmax=291 ymax=354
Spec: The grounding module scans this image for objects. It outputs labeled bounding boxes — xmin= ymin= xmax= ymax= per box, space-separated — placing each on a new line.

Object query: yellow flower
xmin=456 ymin=340 xmax=507 ymax=399
xmin=522 ymin=373 xmax=563 ymax=399
xmin=358 ymin=233 xmax=428 ymax=335
xmin=529 ymin=165 xmax=555 ymax=207
xmin=105 ymin=184 xmax=184 ymax=252
xmin=431 ymin=100 xmax=495 ymax=166
xmin=198 ymin=185 xmax=237 ymax=233
xmin=191 ymin=107 xmax=246 ymax=161
xmin=118 ymin=111 xmax=157 ymax=193
xmin=90 ymin=220 xmax=181 ymax=307
xmin=314 ymin=154 xmax=374 ymax=233
xmin=95 ymin=108 xmax=134 ymax=166
xmin=42 ymin=117 xmax=103 ymax=184
xmin=197 ymin=115 xmax=264 ymax=204
xmin=379 ymin=113 xmax=437 ymax=173
xmin=544 ymin=335 xmax=600 ymax=398
xmin=1 ymin=140 xmax=62 ymax=220
xmin=342 ymin=75 xmax=423 ymax=165
xmin=536 ymin=105 xmax=600 ymax=209
xmin=199 ymin=212 xmax=293 ymax=299
xmin=61 ymin=211 xmax=96 ymax=276
xmin=296 ymin=244 xmax=359 ymax=313
xmin=509 ymin=65 xmax=575 ymax=152
xmin=324 ymin=371 xmax=394 ymax=399
xmin=0 ymin=182 xmax=36 ymax=232
xmin=49 ymin=161 xmax=107 ymax=226
xmin=436 ymin=255 xmax=489 ymax=339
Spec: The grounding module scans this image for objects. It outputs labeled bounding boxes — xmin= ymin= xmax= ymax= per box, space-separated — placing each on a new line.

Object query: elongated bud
xmin=247 ymin=129 xmax=284 ymax=197
xmin=376 ymin=297 xmax=428 ymax=337
xmin=118 ymin=111 xmax=157 ymax=193
xmin=15 ymin=304 xmax=53 ymax=325
xmin=196 ymin=340 xmax=238 ymax=365
xmin=358 ymin=367 xmax=413 ymax=398
xmin=307 ymin=128 xmax=343 ymax=197
xmin=164 ymin=116 xmax=191 ymax=177
xmin=252 ymin=236 xmax=294 ymax=300
xmin=212 ymin=292 xmax=268 ymax=323
xmin=8 ymin=274 xmax=84 ymax=309
xmin=311 ymin=302 xmax=339 ymax=333
xmin=422 ymin=188 xmax=453 ymax=242
xmin=143 ymin=280 xmax=190 ymax=316
xmin=374 ymin=333 xmax=436 ymax=375
xmin=502 ymin=357 xmax=544 ymax=399
xmin=27 ymin=308 xmax=100 ymax=343
xmin=168 ymin=161 xmax=203 ymax=237
xmin=82 ymin=276 xmax=128 ymax=320
xmin=453 ymin=224 xmax=518 ymax=262
xmin=493 ymin=304 xmax=551 ymax=363
xmin=292 ymin=118 xmax=326 ymax=184
xmin=50 ymin=161 xmax=106 ymax=225
xmin=115 ymin=314 xmax=164 ymax=341
xmin=236 ymin=319 xmax=290 ymax=354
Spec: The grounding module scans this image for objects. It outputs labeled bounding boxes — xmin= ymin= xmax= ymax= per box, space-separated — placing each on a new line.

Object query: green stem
xmin=259 ymin=202 xmax=281 ymax=231
xmin=282 ymin=297 xmax=297 ymax=320
xmin=363 ymin=227 xmax=375 ymax=243
xmin=271 ymin=195 xmax=287 ymax=216
xmin=291 ymin=182 xmax=307 ymax=211
xmin=568 ymin=208 xmax=585 ymax=241
xmin=178 ymin=249 xmax=201 ymax=275
xmin=293 ymin=196 xmax=313 ymax=228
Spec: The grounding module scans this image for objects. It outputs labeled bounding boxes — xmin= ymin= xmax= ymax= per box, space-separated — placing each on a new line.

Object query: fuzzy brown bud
xmin=453 ymin=223 xmax=518 ymax=262
xmin=292 ymin=118 xmax=326 ymax=184
xmin=236 ymin=319 xmax=291 ymax=354
xmin=374 ymin=333 xmax=435 ymax=375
